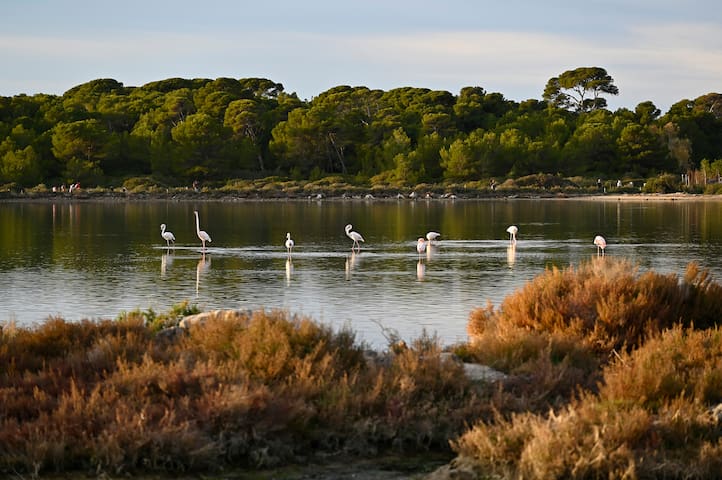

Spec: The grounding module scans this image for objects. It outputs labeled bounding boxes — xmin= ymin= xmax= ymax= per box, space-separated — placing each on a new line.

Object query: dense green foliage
xmin=1 ymin=69 xmax=721 ymax=189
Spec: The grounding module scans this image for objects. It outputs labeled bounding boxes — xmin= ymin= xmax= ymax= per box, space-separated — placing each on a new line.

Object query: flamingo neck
xmin=195 ymin=212 xmax=200 ymax=233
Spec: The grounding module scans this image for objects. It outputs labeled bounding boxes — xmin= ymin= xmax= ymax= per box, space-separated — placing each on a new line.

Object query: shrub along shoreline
xmin=3 ymin=172 xmax=720 ymax=202
xmin=3 ymin=258 xmax=722 ymax=478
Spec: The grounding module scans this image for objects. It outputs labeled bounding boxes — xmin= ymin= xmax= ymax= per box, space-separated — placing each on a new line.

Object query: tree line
xmin=0 ymin=67 xmax=720 ymax=188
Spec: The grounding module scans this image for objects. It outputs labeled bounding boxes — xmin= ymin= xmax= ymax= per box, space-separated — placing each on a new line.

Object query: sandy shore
xmin=578 ymin=193 xmax=722 ymax=202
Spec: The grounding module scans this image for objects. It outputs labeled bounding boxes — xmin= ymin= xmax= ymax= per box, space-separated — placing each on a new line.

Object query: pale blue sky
xmin=2 ymin=0 xmax=720 ymax=112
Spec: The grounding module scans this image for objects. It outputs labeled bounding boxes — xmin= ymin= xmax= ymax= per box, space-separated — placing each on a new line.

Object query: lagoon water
xmin=2 ymin=197 xmax=722 ymax=348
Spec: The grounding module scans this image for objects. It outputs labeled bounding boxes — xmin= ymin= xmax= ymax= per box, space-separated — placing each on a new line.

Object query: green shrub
xmin=642 ymin=173 xmax=681 ymax=193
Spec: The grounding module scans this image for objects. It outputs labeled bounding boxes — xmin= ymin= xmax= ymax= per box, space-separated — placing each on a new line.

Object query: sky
xmin=2 ymin=0 xmax=721 ymax=113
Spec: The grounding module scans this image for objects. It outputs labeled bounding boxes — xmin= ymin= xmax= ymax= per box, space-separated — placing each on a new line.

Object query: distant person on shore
xmin=193 ymin=180 xmax=199 ymax=192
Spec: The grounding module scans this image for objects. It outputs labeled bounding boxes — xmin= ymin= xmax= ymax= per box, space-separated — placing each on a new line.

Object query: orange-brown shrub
xmin=469 ymin=258 xmax=722 ymax=358
xmin=452 ymin=326 xmax=722 ymax=479
xmin=0 ymin=309 xmax=487 ymax=477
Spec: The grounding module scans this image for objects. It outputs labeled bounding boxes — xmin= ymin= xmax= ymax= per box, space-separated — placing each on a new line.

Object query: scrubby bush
xmin=446 ymin=259 xmax=722 ymax=479
xmin=468 ymin=259 xmax=722 ymax=359
xmin=0 ymin=309 xmax=487 ymax=477
xmin=453 ymin=326 xmax=722 ymax=479
xmin=462 ymin=259 xmax=722 ymax=412
xmin=642 ymin=173 xmax=681 ymax=193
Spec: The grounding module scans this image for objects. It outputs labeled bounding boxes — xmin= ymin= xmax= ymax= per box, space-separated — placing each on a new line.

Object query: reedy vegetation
xmin=4 ymin=259 xmax=722 ymax=478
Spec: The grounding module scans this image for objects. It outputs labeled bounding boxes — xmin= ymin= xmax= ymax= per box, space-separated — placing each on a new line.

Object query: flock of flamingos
xmin=159 ymin=210 xmax=609 ymax=258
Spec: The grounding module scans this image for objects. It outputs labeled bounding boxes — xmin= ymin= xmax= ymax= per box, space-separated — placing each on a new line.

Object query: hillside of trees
xmin=1 ymin=67 xmax=721 ymax=190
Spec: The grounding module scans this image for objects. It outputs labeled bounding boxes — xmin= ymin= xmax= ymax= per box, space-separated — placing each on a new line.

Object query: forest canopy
xmin=0 ymin=67 xmax=720 ymax=188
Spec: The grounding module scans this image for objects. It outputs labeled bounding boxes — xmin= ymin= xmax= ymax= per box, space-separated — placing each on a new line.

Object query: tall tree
xmin=51 ymin=119 xmax=110 ymax=183
xmin=543 ymin=67 xmax=619 ymax=112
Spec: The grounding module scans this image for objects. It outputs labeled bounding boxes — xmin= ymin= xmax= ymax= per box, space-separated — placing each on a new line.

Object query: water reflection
xmin=345 ymin=252 xmax=360 ymax=280
xmin=416 ymin=259 xmax=425 ymax=281
xmin=426 ymin=243 xmax=438 ymax=260
xmin=196 ymin=254 xmax=211 ymax=296
xmin=160 ymin=251 xmax=174 ymax=278
xmin=285 ymin=258 xmax=293 ymax=284
xmin=507 ymin=245 xmax=517 ymax=267
xmin=5 ymin=199 xmax=722 ymax=349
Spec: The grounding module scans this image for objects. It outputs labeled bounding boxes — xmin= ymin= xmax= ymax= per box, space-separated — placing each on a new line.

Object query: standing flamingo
xmin=345 ymin=224 xmax=364 ymax=251
xmin=416 ymin=237 xmax=427 ymax=257
xmin=193 ymin=210 xmax=212 ymax=252
xmin=285 ymin=232 xmax=295 ymax=257
xmin=506 ymin=225 xmax=518 ymax=244
xmin=160 ymin=223 xmax=175 ymax=248
xmin=426 ymin=231 xmax=441 ymax=244
xmin=594 ymin=235 xmax=607 ymax=256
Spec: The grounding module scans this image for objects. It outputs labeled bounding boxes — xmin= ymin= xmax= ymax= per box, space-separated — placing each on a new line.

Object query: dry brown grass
xmin=455 ymin=326 xmax=722 ymax=479
xmin=469 ymin=259 xmax=722 ymax=354
xmin=452 ymin=259 xmax=722 ymax=479
xmin=460 ymin=259 xmax=722 ymax=411
xmin=0 ymin=309 xmax=488 ymax=477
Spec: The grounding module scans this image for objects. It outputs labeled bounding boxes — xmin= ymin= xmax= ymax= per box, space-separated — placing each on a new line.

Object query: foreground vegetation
xmin=0 ymin=310 xmax=488 ymax=477
xmin=3 ymin=258 xmax=722 ymax=478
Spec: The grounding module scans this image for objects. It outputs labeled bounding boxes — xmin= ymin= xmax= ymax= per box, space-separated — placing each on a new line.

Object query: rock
xmin=179 ymin=309 xmax=252 ymax=329
xmin=462 ymin=363 xmax=507 ymax=383
xmin=438 ymin=353 xmax=507 ymax=383
xmin=179 ymin=310 xmax=218 ymax=329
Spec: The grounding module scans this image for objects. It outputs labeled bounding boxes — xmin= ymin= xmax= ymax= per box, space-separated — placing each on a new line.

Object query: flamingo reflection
xmin=416 ymin=259 xmax=425 ymax=281
xmin=285 ymin=258 xmax=294 ymax=284
xmin=160 ymin=251 xmax=174 ymax=278
xmin=426 ymin=241 xmax=439 ymax=260
xmin=345 ymin=252 xmax=360 ymax=280
xmin=196 ymin=253 xmax=211 ymax=296
xmin=506 ymin=244 xmax=516 ymax=267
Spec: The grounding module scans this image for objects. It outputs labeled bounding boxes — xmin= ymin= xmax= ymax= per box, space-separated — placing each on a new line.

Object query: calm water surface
xmin=2 ymin=198 xmax=722 ymax=348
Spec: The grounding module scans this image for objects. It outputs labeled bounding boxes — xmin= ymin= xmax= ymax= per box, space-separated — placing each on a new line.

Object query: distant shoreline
xmin=2 ymin=189 xmax=721 ymax=203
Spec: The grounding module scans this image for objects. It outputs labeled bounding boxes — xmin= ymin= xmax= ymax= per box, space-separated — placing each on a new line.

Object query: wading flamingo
xmin=193 ymin=211 xmax=212 ymax=252
xmin=416 ymin=237 xmax=427 ymax=257
xmin=345 ymin=224 xmax=364 ymax=251
xmin=160 ymin=223 xmax=175 ymax=248
xmin=285 ymin=232 xmax=295 ymax=257
xmin=426 ymin=231 xmax=441 ymax=244
xmin=594 ymin=235 xmax=607 ymax=256
xmin=506 ymin=225 xmax=518 ymax=244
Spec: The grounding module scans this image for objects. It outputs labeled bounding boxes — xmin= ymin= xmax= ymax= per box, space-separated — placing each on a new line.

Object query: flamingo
xmin=345 ymin=224 xmax=364 ymax=251
xmin=506 ymin=225 xmax=518 ymax=244
xmin=416 ymin=237 xmax=427 ymax=256
xmin=594 ymin=235 xmax=607 ymax=256
xmin=426 ymin=231 xmax=441 ymax=244
xmin=193 ymin=210 xmax=212 ymax=251
xmin=285 ymin=232 xmax=294 ymax=257
xmin=160 ymin=223 xmax=175 ymax=248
